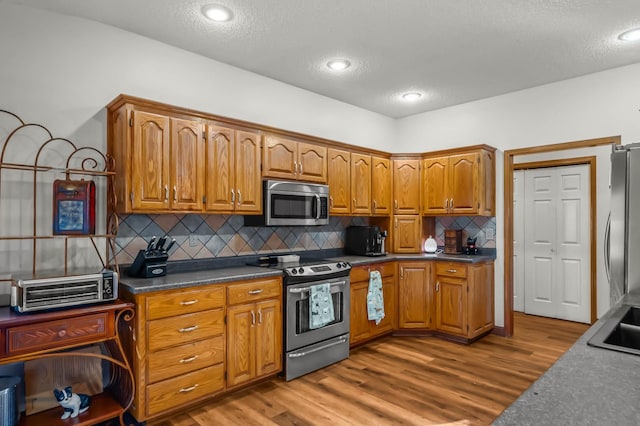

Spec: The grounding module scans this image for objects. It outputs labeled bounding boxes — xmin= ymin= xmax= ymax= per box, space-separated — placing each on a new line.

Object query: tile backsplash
xmin=434 ymin=216 xmax=496 ymax=249
xmin=114 ymin=214 xmax=369 ymax=265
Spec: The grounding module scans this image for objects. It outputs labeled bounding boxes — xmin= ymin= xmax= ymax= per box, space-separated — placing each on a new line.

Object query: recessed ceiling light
xmin=202 ymin=4 xmax=233 ymax=22
xmin=618 ymin=28 xmax=640 ymax=41
xmin=402 ymin=92 xmax=422 ymax=101
xmin=327 ymin=59 xmax=351 ymax=71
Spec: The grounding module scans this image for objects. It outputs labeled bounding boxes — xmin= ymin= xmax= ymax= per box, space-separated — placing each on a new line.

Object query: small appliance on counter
xmin=424 ymin=235 xmax=438 ymax=253
xmin=128 ymin=235 xmax=175 ymax=278
xmin=345 ymin=225 xmax=387 ymax=256
xmin=465 ymin=237 xmax=479 ymax=255
xmin=444 ymin=229 xmax=463 ymax=254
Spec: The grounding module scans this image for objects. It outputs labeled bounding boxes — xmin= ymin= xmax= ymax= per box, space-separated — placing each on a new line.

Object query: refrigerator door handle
xmin=605 ymin=212 xmax=611 ymax=283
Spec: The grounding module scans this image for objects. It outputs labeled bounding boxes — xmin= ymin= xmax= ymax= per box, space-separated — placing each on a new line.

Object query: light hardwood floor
xmin=149 ymin=313 xmax=589 ymax=426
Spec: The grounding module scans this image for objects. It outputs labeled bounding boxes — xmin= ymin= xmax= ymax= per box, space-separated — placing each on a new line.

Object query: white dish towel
xmin=367 ymin=270 xmax=385 ymax=325
xmin=309 ymin=283 xmax=335 ymax=329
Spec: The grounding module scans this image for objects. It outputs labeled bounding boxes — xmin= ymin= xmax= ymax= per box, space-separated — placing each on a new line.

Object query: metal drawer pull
xmin=178 ymin=325 xmax=199 ymax=333
xmin=288 ymin=280 xmax=346 ymax=294
xmin=446 ymin=269 xmax=457 ymax=273
xmin=248 ymin=289 xmax=264 ymax=295
xmin=179 ymin=384 xmax=199 ymax=393
xmin=180 ymin=299 xmax=198 ymax=306
xmin=288 ymin=337 xmax=347 ymax=358
xmin=179 ymin=355 xmax=199 ymax=364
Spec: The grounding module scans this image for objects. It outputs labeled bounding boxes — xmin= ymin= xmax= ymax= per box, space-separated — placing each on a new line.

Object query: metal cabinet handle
xmin=394 ymin=199 xmax=398 ymax=209
xmin=395 ymin=218 xmax=398 ymax=228
xmin=251 ymin=310 xmax=256 ymax=325
xmin=294 ymin=162 xmax=298 ymax=174
xmin=436 ymin=281 xmax=440 ymax=292
xmin=179 ymin=384 xmax=199 ymax=393
xmin=164 ymin=185 xmax=169 ymax=202
xmin=446 ymin=269 xmax=457 ymax=273
xmin=299 ymin=161 xmax=303 ymax=175
xmin=178 ymin=325 xmax=199 ymax=333
xmin=174 ymin=186 xmax=177 ymax=202
xmin=352 ymin=199 xmax=356 ymax=209
xmin=450 ymin=198 xmax=454 ymax=211
xmin=179 ymin=355 xmax=199 ymax=364
xmin=445 ymin=199 xmax=448 ymax=209
xmin=237 ymin=190 xmax=242 ymax=206
xmin=248 ymin=289 xmax=263 ymax=295
xmin=258 ymin=310 xmax=263 ymax=324
xmin=329 ymin=196 xmax=334 ymax=208
xmin=180 ymin=299 xmax=198 ymax=306
xmin=373 ymin=200 xmax=377 ymax=211
xmin=231 ymin=188 xmax=235 ymax=203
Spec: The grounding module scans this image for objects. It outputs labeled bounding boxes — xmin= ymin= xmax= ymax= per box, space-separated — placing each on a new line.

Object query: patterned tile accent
xmin=115 ymin=214 xmax=369 ymax=265
xmin=435 ymin=216 xmax=496 ymax=249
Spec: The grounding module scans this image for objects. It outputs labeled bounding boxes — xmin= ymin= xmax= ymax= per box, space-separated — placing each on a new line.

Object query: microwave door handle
xmin=315 ymin=194 xmax=321 ymax=219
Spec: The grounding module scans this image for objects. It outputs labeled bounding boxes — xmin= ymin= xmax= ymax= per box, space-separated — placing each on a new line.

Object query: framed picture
xmin=53 ymin=179 xmax=95 ymax=235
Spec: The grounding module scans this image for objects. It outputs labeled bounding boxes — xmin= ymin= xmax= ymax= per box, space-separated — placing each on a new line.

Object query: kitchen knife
xmin=145 ymin=236 xmax=156 ymax=254
xmin=164 ymin=238 xmax=176 ymax=253
xmin=156 ymin=236 xmax=167 ymax=251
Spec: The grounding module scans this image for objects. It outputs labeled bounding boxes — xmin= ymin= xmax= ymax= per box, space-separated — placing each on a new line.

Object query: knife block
xmin=128 ymin=249 xmax=168 ymax=278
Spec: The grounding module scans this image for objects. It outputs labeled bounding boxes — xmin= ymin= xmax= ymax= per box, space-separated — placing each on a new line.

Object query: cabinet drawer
xmin=350 ymin=262 xmax=394 ymax=282
xmin=148 ymin=335 xmax=224 ymax=384
xmin=435 ymin=262 xmax=467 ymax=279
xmin=227 ymin=278 xmax=281 ymax=305
xmin=7 ymin=313 xmax=108 ymax=355
xmin=147 ymin=308 xmax=224 ymax=351
xmin=147 ymin=363 xmax=224 ymax=416
xmin=147 ymin=286 xmax=225 ymax=320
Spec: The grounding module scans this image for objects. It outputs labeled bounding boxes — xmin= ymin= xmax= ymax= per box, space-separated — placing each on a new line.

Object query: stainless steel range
xmin=251 ymin=255 xmax=351 ymax=380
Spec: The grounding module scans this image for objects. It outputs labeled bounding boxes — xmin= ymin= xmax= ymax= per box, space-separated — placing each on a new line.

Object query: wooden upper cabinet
xmin=371 ymin=156 xmax=392 ymax=215
xmin=327 ymin=148 xmax=351 ymax=214
xmin=205 ymin=127 xmax=262 ymax=214
xmin=423 ymin=148 xmax=495 ymax=216
xmin=393 ymin=159 xmax=421 ymax=214
xmin=350 ymin=153 xmax=371 ymax=215
xmin=131 ymin=111 xmax=171 ymax=211
xmin=262 ymin=135 xmax=327 ymax=183
xmin=170 ymin=118 xmax=204 ymax=211
xmin=297 ymin=142 xmax=328 ymax=183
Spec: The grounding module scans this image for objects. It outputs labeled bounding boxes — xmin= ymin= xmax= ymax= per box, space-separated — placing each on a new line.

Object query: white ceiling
xmin=8 ymin=0 xmax=640 ymax=118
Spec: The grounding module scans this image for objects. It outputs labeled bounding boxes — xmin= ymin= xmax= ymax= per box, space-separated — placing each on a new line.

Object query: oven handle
xmin=287 ymin=336 xmax=348 ymax=358
xmin=288 ymin=280 xmax=347 ymax=294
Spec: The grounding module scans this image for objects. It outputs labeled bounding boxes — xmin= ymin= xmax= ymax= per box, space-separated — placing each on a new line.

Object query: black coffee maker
xmin=345 ymin=226 xmax=387 ymax=257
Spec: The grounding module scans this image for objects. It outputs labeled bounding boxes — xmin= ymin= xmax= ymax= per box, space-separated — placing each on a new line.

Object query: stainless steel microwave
xmin=245 ymin=180 xmax=329 ymax=226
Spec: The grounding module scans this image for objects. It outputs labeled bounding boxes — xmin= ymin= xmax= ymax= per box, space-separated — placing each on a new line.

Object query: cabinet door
xmin=205 ymin=124 xmax=235 ymax=212
xmin=226 ymin=304 xmax=256 ymax=387
xmin=131 ymin=111 xmax=170 ymax=211
xmin=398 ymin=262 xmax=433 ymax=328
xmin=235 ymin=131 xmax=262 ymax=213
xmin=298 ymin=142 xmax=327 ymax=183
xmin=423 ymin=157 xmax=449 ymax=215
xmin=327 ymin=148 xmax=351 ymax=214
xmin=255 ymin=299 xmax=282 ymax=378
xmin=262 ymin=135 xmax=297 ymax=179
xmin=169 ymin=118 xmax=204 ymax=211
xmin=479 ymin=149 xmax=496 ymax=216
xmin=449 ymin=152 xmax=479 ymax=214
xmin=350 ymin=153 xmax=371 ymax=215
xmin=349 ymin=281 xmax=371 ymax=345
xmin=435 ymin=275 xmax=467 ymax=335
xmin=468 ymin=262 xmax=494 ymax=338
xmin=371 ymin=156 xmax=392 ymax=215
xmin=393 ymin=159 xmax=421 ymax=214
xmin=393 ymin=215 xmax=422 ymax=253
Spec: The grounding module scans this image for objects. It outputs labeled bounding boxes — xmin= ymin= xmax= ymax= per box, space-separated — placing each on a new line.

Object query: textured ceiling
xmin=8 ymin=0 xmax=640 ymax=118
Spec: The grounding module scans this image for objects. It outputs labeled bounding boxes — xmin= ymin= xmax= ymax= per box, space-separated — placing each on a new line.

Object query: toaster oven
xmin=11 ymin=269 xmax=118 ymax=313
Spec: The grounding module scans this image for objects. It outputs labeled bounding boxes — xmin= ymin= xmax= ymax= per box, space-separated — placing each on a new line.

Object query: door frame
xmin=503 ymin=136 xmax=621 ymax=337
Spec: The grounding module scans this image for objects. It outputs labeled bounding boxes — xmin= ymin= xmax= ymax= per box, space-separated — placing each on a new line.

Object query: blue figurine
xmin=53 ymin=386 xmax=91 ymax=419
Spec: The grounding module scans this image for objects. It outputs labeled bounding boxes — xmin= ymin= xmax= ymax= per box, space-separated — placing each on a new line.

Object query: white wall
xmin=397 ymin=62 xmax=640 ymax=325
xmin=0 ymin=4 xmax=395 ymax=151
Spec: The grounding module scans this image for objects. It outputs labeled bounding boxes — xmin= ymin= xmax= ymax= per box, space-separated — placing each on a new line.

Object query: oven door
xmin=285 ymin=276 xmax=350 ymax=352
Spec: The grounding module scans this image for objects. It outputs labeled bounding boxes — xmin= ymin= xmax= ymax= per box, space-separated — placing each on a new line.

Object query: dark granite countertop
xmin=493 ymin=291 xmax=640 ymax=425
xmin=119 ymin=251 xmax=495 ymax=294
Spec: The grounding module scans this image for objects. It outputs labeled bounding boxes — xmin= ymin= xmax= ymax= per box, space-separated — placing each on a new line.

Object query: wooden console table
xmin=0 ymin=301 xmax=135 ymax=426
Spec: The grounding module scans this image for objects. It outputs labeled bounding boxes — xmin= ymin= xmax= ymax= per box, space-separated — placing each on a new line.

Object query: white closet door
xmin=513 ymin=170 xmax=525 ymax=312
xmin=523 ymin=165 xmax=590 ymax=323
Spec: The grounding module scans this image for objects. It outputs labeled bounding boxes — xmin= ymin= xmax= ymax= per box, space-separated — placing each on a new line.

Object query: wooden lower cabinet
xmin=226 ymin=278 xmax=282 ymax=388
xmin=397 ymin=261 xmax=434 ymax=328
xmin=349 ymin=262 xmax=396 ymax=345
xmin=435 ymin=261 xmax=494 ymax=339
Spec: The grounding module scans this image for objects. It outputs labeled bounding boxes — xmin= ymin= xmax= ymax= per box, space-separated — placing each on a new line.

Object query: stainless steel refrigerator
xmin=607 ymin=143 xmax=640 ymax=304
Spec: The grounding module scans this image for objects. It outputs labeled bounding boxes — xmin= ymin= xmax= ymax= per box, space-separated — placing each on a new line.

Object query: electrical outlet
xmin=189 ymin=234 xmax=198 ymax=247
xmin=485 ymin=228 xmax=495 ymax=240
